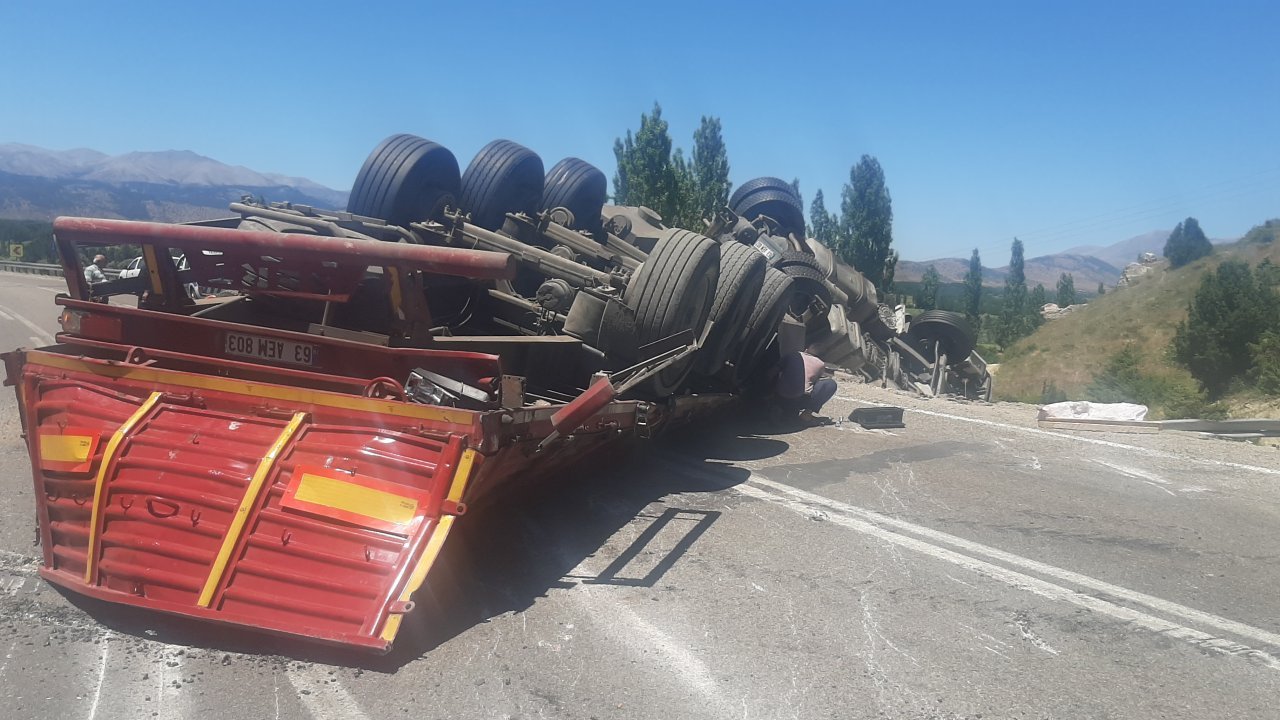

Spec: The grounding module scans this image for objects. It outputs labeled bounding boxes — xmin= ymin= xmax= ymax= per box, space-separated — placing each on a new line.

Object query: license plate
xmin=224 ymin=332 xmax=317 ymax=367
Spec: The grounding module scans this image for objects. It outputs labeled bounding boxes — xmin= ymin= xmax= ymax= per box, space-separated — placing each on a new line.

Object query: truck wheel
xmin=458 ymin=140 xmax=545 ymax=231
xmin=729 ymin=177 xmax=806 ymax=238
xmin=622 ymin=229 xmax=720 ymax=397
xmin=542 ymin=158 xmax=607 ymax=236
xmin=778 ymin=261 xmax=833 ymax=314
xmin=907 ymin=310 xmax=977 ymax=362
xmin=347 ymin=134 xmax=460 ymax=227
xmin=731 ymin=267 xmax=795 ymax=386
xmin=694 ymin=241 xmax=766 ymax=376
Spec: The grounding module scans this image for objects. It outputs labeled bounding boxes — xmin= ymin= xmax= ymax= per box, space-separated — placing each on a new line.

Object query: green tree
xmin=612 ymin=102 xmax=690 ymax=226
xmin=1056 ymin=273 xmax=1076 ymax=306
xmin=1097 ymin=281 xmax=1106 ymax=296
xmin=996 ymin=238 xmax=1034 ymax=345
xmin=809 ymin=190 xmax=838 ymax=245
xmin=1251 ymin=330 xmax=1280 ymax=395
xmin=1030 ymin=283 xmax=1047 ymax=313
xmin=1172 ymin=260 xmax=1280 ymax=397
xmin=838 ymin=155 xmax=895 ymax=289
xmin=1163 ymin=217 xmax=1213 ymax=269
xmin=962 ymin=248 xmax=983 ymax=329
xmin=882 ymin=249 xmax=898 ymax=296
xmin=918 ymin=265 xmax=941 ymax=310
xmin=689 ymin=116 xmax=731 ymax=227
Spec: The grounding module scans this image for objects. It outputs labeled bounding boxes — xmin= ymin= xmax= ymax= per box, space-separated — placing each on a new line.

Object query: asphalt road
xmin=1 ymin=270 xmax=1278 ymax=719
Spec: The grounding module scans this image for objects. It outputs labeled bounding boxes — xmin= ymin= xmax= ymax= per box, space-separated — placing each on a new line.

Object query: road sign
xmin=9 ymin=244 xmax=23 ymax=259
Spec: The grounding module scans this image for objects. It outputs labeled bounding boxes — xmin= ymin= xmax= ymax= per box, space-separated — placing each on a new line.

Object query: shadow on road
xmin=58 ymin=410 xmax=790 ymax=671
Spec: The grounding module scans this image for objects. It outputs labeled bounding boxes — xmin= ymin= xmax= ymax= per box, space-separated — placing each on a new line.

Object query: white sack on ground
xmin=1038 ymin=401 xmax=1149 ymax=422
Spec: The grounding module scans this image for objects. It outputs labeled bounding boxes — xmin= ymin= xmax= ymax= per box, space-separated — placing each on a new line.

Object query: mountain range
xmin=0 ymin=143 xmax=1240 ymax=287
xmin=896 ymin=252 xmax=1127 ymax=290
xmin=0 ymin=143 xmax=348 ymax=223
xmin=898 ymin=228 xmax=1240 ymax=290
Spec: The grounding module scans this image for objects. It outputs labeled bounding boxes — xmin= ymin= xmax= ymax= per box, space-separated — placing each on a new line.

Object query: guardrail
xmin=0 ymin=260 xmax=121 ymax=279
xmin=0 ymin=260 xmax=64 ymax=276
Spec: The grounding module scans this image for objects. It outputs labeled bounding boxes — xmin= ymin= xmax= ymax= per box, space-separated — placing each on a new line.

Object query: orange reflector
xmin=38 ymin=428 xmax=101 ymax=473
xmin=282 ymin=466 xmax=428 ymax=534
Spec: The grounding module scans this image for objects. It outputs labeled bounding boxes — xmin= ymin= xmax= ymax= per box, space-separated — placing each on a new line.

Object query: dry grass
xmin=993 ymin=237 xmax=1280 ymax=410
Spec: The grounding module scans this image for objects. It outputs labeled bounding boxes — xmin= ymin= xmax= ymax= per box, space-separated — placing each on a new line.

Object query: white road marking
xmin=1093 ymin=459 xmax=1171 ymax=484
xmin=0 ymin=573 xmax=26 ymax=596
xmin=0 ymin=310 xmax=11 ymax=320
xmin=729 ymin=475 xmax=1280 ymax=669
xmin=287 ymin=664 xmax=371 ymax=720
xmin=84 ymin=632 xmax=186 ymax=720
xmin=0 ymin=637 xmax=17 ymax=678
xmin=0 ymin=302 xmax=56 ymax=345
xmin=29 ymin=335 xmax=43 ymax=347
xmin=559 ymin=536 xmax=733 ymax=715
xmin=841 ymin=397 xmax=1280 ymax=476
xmin=86 ymin=634 xmax=109 ymax=720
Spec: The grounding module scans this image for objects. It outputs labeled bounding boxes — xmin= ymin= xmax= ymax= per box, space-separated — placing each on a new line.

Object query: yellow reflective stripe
xmin=447 ymin=448 xmax=477 ymax=503
xmin=378 ymin=515 xmax=455 ymax=644
xmin=26 ymin=351 xmax=474 ymax=426
xmin=84 ymin=391 xmax=163 ymax=584
xmin=40 ymin=434 xmax=95 ymax=463
xmin=379 ymin=447 xmax=478 ymax=643
xmin=293 ymin=473 xmax=420 ymax=526
xmin=386 ymin=266 xmax=405 ymax=318
xmin=141 ymin=245 xmax=164 ymax=296
xmin=197 ymin=412 xmax=307 ymax=608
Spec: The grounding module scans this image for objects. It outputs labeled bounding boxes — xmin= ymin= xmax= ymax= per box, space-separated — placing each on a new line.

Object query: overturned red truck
xmin=4 ymin=133 xmax=987 ymax=652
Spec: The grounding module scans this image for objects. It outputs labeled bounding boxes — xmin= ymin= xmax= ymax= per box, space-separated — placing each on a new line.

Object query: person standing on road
xmin=83 ymin=254 xmax=108 ymax=285
xmin=83 ymin=254 xmax=110 ymax=303
xmin=774 ymin=349 xmax=838 ymax=426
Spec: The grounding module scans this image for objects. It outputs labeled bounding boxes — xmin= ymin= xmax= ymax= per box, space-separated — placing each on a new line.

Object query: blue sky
xmin=2 ymin=1 xmax=1277 ymax=262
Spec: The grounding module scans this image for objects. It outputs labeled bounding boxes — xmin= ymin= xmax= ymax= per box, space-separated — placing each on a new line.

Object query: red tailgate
xmin=21 ymin=352 xmax=478 ymax=652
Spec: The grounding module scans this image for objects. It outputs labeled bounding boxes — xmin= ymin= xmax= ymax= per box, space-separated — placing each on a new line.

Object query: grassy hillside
xmin=994 ymin=227 xmax=1280 ymax=416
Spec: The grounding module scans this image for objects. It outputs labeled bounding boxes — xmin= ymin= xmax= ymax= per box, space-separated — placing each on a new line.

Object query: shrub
xmin=1086 ymin=346 xmax=1222 ymax=418
xmin=1172 ymin=260 xmax=1280 ymax=397
xmin=1251 ymin=330 xmax=1280 ymax=396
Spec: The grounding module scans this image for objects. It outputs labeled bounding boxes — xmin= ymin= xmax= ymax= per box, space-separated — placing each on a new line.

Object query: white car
xmin=115 ymin=255 xmax=202 ymax=299
xmin=118 ymin=256 xmax=145 ymax=279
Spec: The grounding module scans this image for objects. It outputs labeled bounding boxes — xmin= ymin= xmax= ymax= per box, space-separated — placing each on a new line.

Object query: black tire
xmin=775 ymin=249 xmax=820 ymax=270
xmin=907 ymin=310 xmax=977 ymax=361
xmin=731 ymin=267 xmax=795 ymax=386
xmin=542 ymin=158 xmax=607 ymax=235
xmin=728 ymin=176 xmax=799 ymax=212
xmin=730 ymin=177 xmax=805 ymax=237
xmin=694 ymin=241 xmax=767 ymax=376
xmin=621 ymin=229 xmax=721 ymax=397
xmin=347 ymin=134 xmax=461 ymax=227
xmin=779 ymin=262 xmax=833 ymax=314
xmin=458 ymin=140 xmax=544 ymax=231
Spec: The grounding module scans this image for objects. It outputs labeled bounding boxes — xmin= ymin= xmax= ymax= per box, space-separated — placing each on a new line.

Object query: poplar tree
xmin=809 ymin=190 xmax=838 ymax=244
xmin=962 ymin=248 xmax=983 ymax=329
xmin=919 ymin=265 xmax=941 ymax=310
xmin=690 ymin=116 xmax=731 ymax=226
xmin=1056 ymin=273 xmax=1076 ymax=306
xmin=997 ymin=238 xmax=1032 ymax=346
xmin=838 ymin=155 xmax=896 ymax=289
